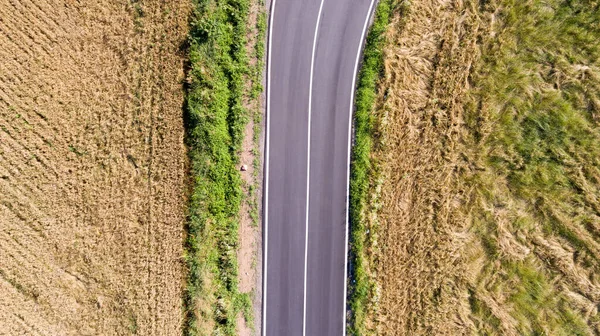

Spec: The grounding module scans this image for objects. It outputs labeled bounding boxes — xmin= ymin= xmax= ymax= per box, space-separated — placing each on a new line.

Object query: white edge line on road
xmin=343 ymin=0 xmax=377 ymax=335
xmin=303 ymin=0 xmax=326 ymax=335
xmin=262 ymin=0 xmax=276 ymax=333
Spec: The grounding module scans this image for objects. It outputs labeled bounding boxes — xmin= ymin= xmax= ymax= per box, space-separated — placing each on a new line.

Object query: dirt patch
xmin=233 ymin=0 xmax=268 ymax=334
xmin=0 ymin=0 xmax=189 ymax=334
xmin=237 ymin=118 xmax=258 ymax=336
xmin=236 ymin=0 xmax=266 ymax=334
xmin=238 ymin=100 xmax=258 ymax=294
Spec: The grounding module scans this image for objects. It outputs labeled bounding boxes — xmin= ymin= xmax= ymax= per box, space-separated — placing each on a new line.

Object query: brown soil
xmin=236 ymin=0 xmax=265 ymax=334
xmin=237 ymin=116 xmax=258 ymax=336
xmin=0 ymin=0 xmax=190 ymax=335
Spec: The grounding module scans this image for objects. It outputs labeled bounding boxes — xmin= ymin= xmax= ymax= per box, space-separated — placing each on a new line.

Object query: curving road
xmin=262 ymin=0 xmax=376 ymax=335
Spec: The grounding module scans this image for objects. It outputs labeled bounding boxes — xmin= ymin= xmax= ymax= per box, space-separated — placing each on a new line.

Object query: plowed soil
xmin=0 ymin=0 xmax=189 ymax=334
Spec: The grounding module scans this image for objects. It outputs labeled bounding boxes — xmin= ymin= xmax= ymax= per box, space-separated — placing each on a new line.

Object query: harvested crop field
xmin=352 ymin=0 xmax=600 ymax=335
xmin=0 ymin=0 xmax=190 ymax=334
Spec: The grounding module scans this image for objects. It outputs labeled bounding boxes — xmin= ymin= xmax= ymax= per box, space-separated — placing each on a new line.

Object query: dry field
xmin=360 ymin=0 xmax=600 ymax=335
xmin=0 ymin=0 xmax=190 ymax=334
xmin=364 ymin=2 xmax=481 ymax=333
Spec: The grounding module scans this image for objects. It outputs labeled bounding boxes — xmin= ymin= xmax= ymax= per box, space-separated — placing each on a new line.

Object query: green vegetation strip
xmin=347 ymin=0 xmax=397 ymax=335
xmin=183 ymin=0 xmax=264 ymax=334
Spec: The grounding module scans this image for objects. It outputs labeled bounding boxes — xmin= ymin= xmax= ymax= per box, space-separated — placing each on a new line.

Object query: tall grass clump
xmin=183 ymin=0 xmax=257 ymax=334
xmin=347 ymin=0 xmax=399 ymax=334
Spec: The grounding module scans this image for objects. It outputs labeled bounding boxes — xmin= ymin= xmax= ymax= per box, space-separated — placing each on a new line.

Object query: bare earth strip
xmin=0 ymin=0 xmax=189 ymax=335
xmin=236 ymin=0 xmax=266 ymax=334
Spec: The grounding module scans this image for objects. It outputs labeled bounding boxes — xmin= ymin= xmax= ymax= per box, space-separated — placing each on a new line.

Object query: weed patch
xmin=183 ymin=0 xmax=258 ymax=334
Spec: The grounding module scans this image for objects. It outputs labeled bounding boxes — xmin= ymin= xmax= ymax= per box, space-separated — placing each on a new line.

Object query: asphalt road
xmin=263 ymin=0 xmax=376 ymax=335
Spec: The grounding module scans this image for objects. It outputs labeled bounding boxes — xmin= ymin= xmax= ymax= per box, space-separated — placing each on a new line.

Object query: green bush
xmin=183 ymin=0 xmax=264 ymax=334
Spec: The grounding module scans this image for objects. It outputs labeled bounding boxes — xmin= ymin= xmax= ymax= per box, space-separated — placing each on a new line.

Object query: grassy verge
xmin=347 ymin=0 xmax=397 ymax=334
xmin=183 ymin=0 xmax=263 ymax=334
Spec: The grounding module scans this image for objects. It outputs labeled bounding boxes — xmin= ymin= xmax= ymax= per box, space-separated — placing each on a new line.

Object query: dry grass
xmin=0 ymin=0 xmax=190 ymax=334
xmin=366 ymin=1 xmax=482 ymax=333
xmin=358 ymin=0 xmax=600 ymax=335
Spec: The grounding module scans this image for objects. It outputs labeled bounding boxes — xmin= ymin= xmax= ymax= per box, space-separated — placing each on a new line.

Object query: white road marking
xmin=303 ymin=0 xmax=326 ymax=334
xmin=262 ymin=0 xmax=276 ymax=333
xmin=263 ymin=0 xmax=377 ymax=334
xmin=343 ymin=0 xmax=377 ymax=335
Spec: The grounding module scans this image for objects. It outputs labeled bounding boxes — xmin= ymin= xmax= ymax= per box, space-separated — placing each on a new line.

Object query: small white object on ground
xmin=241 ymin=164 xmax=248 ymax=171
